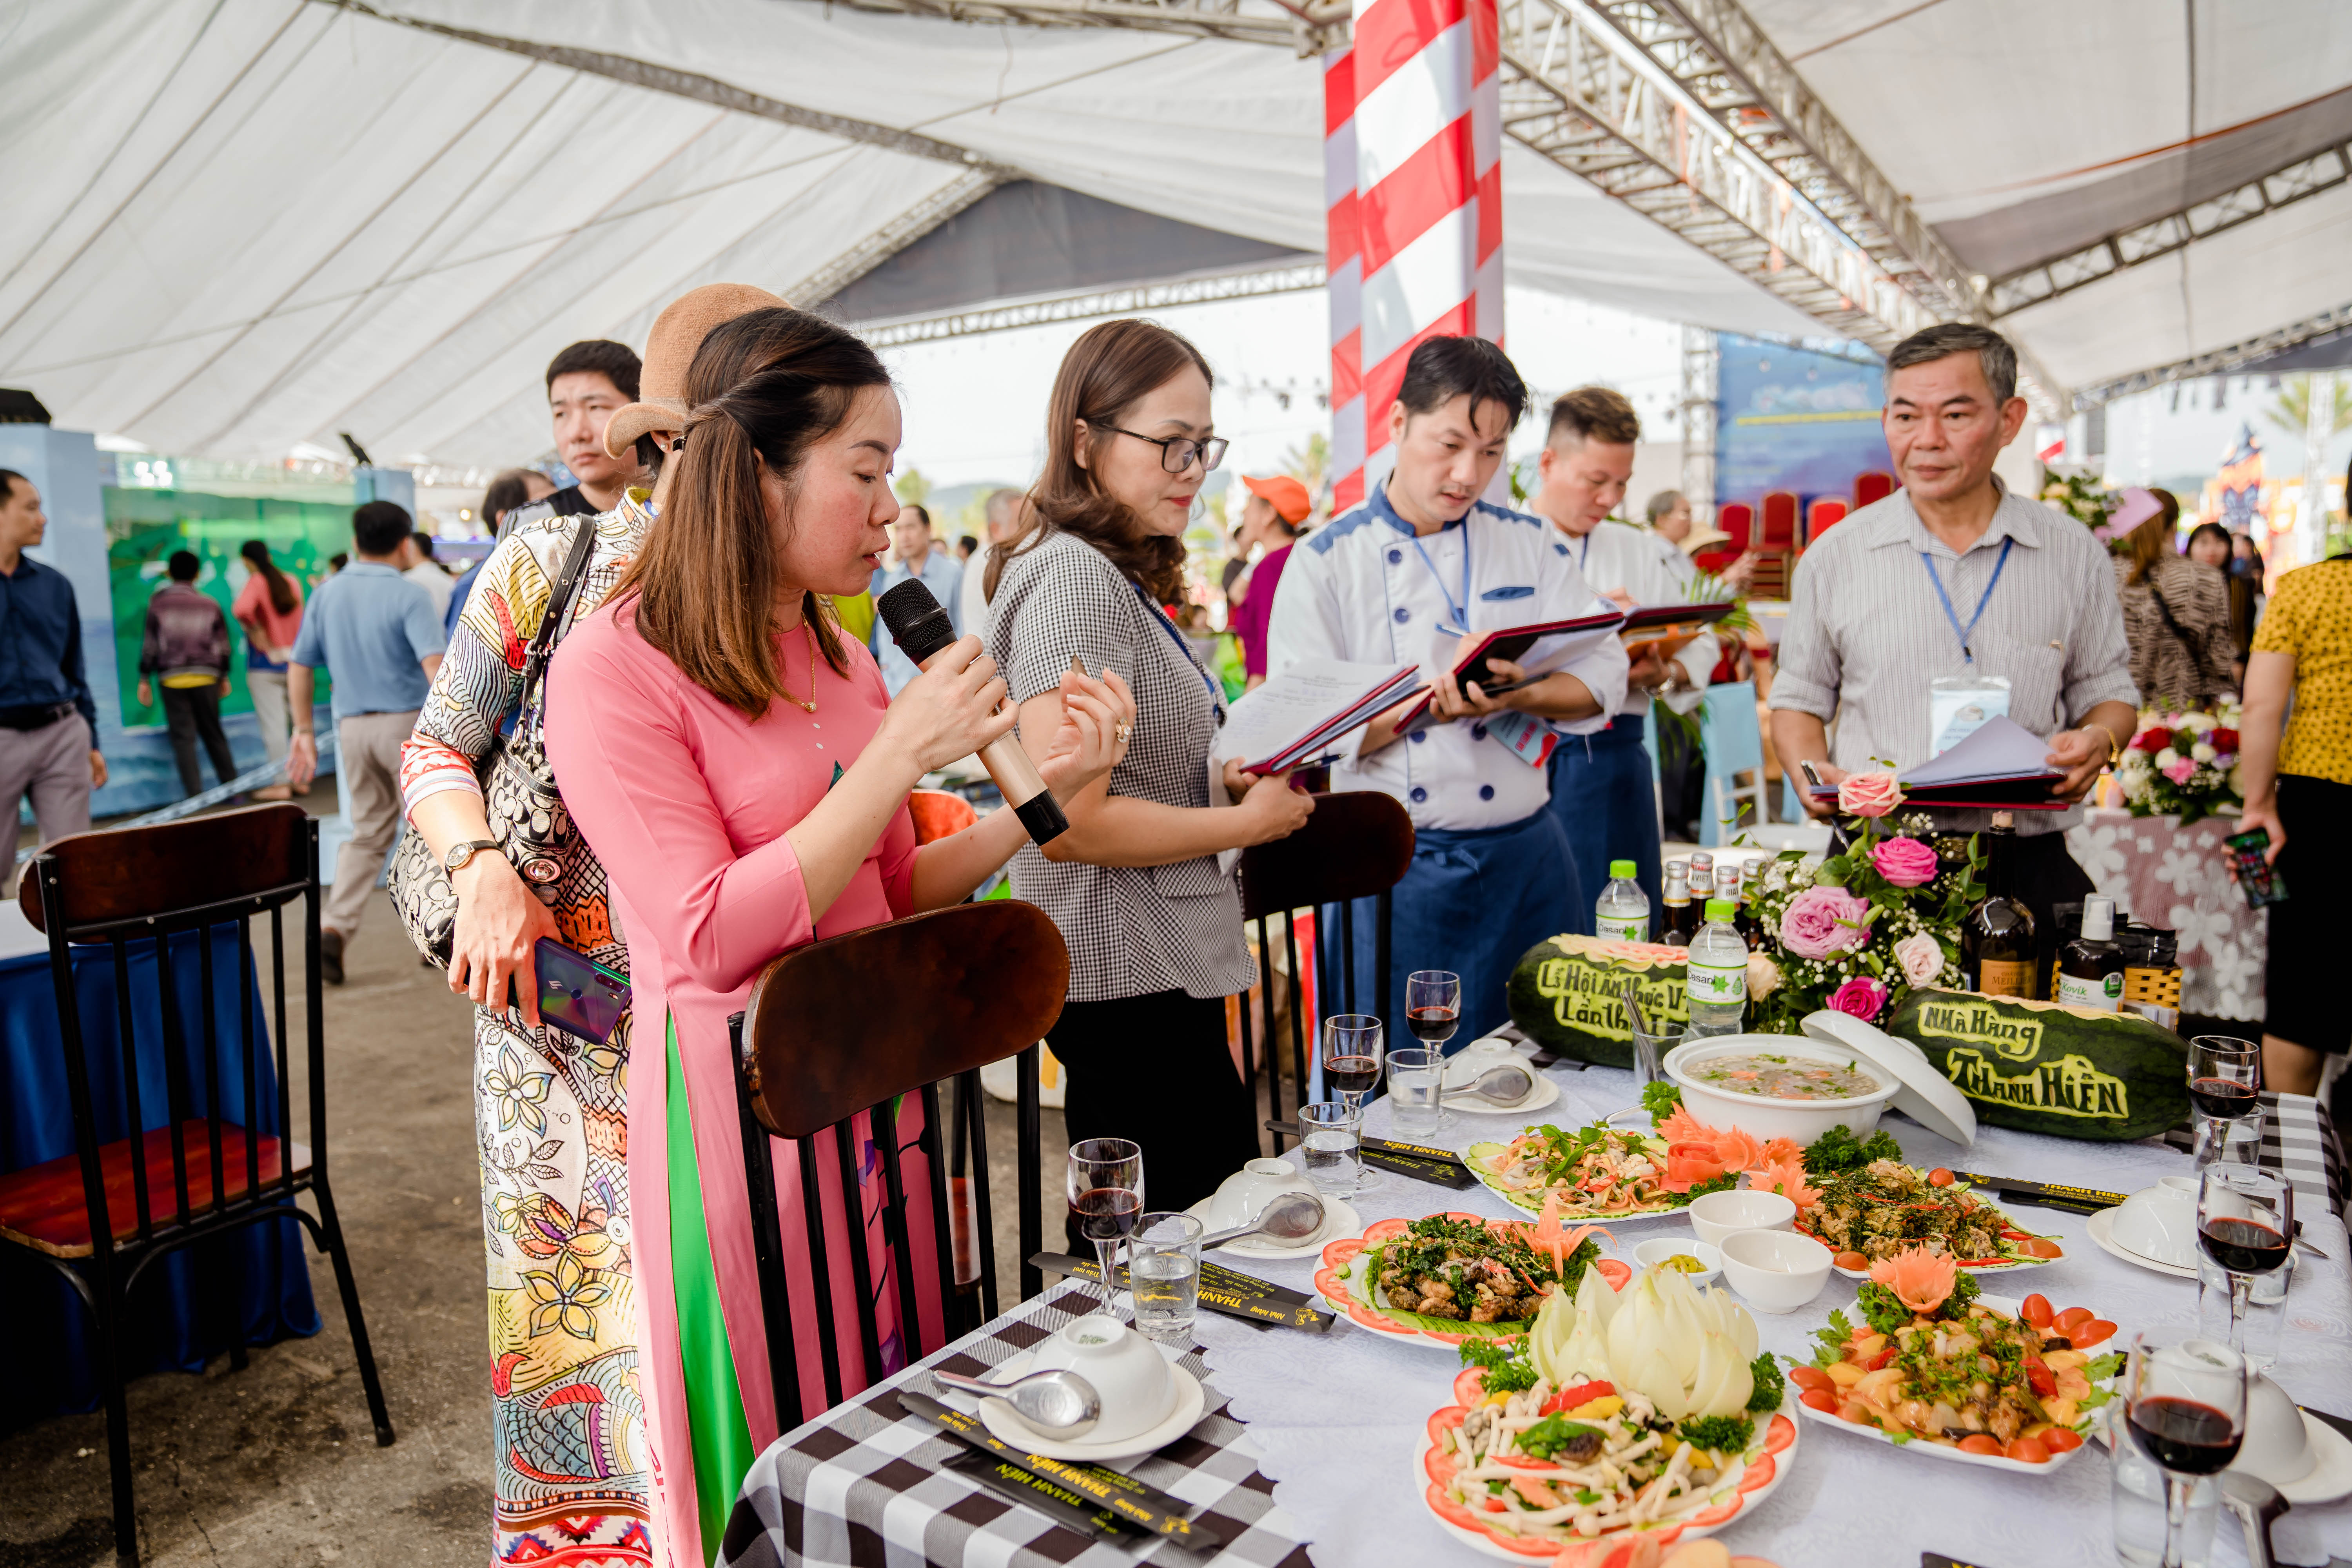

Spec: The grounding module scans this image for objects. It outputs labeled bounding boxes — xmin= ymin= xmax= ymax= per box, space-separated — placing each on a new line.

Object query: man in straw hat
xmin=397 ymin=283 xmax=785 ymax=1567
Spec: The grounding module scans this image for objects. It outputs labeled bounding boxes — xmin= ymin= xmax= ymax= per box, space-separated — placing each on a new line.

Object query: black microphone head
xmin=877 ymin=577 xmax=958 ymax=666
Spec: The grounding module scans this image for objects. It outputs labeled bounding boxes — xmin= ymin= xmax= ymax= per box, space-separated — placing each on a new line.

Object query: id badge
xmin=1929 ymin=675 xmax=2010 ymax=756
xmin=1486 ymin=709 xmax=1557 ymax=767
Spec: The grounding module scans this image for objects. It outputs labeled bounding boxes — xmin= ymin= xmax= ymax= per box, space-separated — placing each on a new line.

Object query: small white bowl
xmin=1631 ymin=1236 xmax=1723 ymax=1286
xmin=2110 ymin=1175 xmax=2200 ymax=1268
xmin=1025 ymin=1316 xmax=1174 ymax=1445
xmin=1664 ymin=1034 xmax=1904 ymax=1144
xmin=1443 ymin=1036 xmax=1521 ymax=1087
xmin=1686 ymin=1188 xmax=1797 ymax=1250
xmin=1200 ymin=1158 xmax=1318 ymax=1235
xmin=1719 ymin=1229 xmax=1833 ymax=1314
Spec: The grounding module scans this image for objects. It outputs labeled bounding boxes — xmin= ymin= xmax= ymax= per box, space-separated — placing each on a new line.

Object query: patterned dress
xmin=399 ymin=494 xmax=657 ymax=1566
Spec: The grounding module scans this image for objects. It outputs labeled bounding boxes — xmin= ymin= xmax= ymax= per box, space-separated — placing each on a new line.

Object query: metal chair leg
xmin=309 ymin=1180 xmax=395 ymax=1446
xmin=94 ymin=1278 xmax=138 ymax=1566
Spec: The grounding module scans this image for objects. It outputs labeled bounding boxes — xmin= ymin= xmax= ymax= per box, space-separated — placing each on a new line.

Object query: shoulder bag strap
xmin=517 ymin=518 xmax=600 ymax=707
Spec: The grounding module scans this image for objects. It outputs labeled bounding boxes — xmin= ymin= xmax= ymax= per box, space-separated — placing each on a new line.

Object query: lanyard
xmin=1132 ymin=582 xmax=1224 ymax=724
xmin=1919 ymin=537 xmax=2013 ymax=663
xmin=1408 ymin=526 xmax=1473 ymax=634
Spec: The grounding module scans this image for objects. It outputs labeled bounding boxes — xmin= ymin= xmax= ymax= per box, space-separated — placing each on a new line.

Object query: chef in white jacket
xmin=1267 ymin=337 xmax=1628 ymax=1040
xmin=1528 ymin=388 xmax=1716 ymax=929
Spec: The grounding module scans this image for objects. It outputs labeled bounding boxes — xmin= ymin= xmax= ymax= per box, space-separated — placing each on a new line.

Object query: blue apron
xmin=1321 ymin=806 xmax=1581 ymax=1046
xmin=1547 ymin=715 xmax=1662 ymax=938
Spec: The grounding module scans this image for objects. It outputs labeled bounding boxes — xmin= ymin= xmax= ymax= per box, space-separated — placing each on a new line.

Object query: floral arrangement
xmin=2112 ymin=702 xmax=2243 ymax=825
xmin=2038 ymin=471 xmax=2115 ymax=533
xmin=1738 ymin=772 xmax=1984 ymax=1031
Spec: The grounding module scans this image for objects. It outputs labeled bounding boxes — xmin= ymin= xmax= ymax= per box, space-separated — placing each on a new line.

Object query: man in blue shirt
xmin=0 ymin=470 xmax=106 ymax=848
xmin=285 ymin=500 xmax=446 ymax=982
xmin=869 ymin=502 xmax=964 ymax=695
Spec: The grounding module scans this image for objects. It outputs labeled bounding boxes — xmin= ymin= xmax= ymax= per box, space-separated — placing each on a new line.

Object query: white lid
xmin=2083 ymin=895 xmax=2116 ymax=940
xmin=1800 ymin=1009 xmax=1978 ymax=1147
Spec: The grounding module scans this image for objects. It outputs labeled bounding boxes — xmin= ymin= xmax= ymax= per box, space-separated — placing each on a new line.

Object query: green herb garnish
xmin=1641 ymin=1080 xmax=1683 ymax=1125
xmin=1517 ymin=1414 xmax=1600 ymax=1460
xmin=1802 ymin=1123 xmax=1903 ymax=1176
xmin=1745 ymin=1352 xmax=1785 ymax=1413
xmin=1677 ymin=1414 xmax=1754 ymax=1453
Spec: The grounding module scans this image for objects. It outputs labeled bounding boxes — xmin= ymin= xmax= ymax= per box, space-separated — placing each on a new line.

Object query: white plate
xmin=2280 ymin=1409 xmax=2352 ymax=1505
xmin=1463 ymin=1136 xmax=1697 ymax=1223
xmin=1793 ymin=1294 xmax=2121 ymax=1472
xmin=1808 ymin=1177 xmax=2068 ymax=1277
xmin=1182 ymin=1193 xmax=1362 ymax=1260
xmin=1441 ymin=1073 xmax=1561 ymax=1116
xmin=2085 ymin=1207 xmax=2199 ymax=1279
xmin=970 ymin=1350 xmax=1207 ymax=1464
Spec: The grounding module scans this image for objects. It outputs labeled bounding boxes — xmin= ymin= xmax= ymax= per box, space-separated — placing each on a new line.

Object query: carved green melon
xmin=1887 ymin=988 xmax=2189 ymax=1141
xmin=1506 ymin=933 xmax=1691 ymax=1069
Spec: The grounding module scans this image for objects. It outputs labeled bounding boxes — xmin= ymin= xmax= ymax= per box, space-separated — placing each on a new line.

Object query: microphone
xmin=876 ymin=579 xmax=1070 ymax=846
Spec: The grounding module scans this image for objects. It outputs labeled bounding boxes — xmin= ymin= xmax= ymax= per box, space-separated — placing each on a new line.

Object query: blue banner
xmin=1715 ymin=335 xmax=1888 ymax=511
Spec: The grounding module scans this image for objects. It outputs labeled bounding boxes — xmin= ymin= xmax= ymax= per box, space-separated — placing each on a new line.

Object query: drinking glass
xmin=1386 ymin=1047 xmax=1446 ymax=1137
xmin=2120 ymin=1328 xmax=2248 ymax=1568
xmin=2196 ymin=1164 xmax=2292 ymax=1355
xmin=1296 ymin=1100 xmax=1363 ymax=1194
xmin=2186 ymin=1035 xmax=2263 ymax=1167
xmin=1321 ymin=1014 xmax=1385 ymax=1111
xmin=1404 ymin=971 xmax=1461 ymax=1053
xmin=1066 ymin=1138 xmax=1143 ymax=1319
xmin=1630 ymin=1023 xmax=1691 ymax=1088
xmin=1129 ymin=1212 xmax=1203 ymax=1343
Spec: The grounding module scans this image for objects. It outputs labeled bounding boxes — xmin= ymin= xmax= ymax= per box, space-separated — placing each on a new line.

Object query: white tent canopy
xmin=4 ymin=0 xmax=2344 ymax=467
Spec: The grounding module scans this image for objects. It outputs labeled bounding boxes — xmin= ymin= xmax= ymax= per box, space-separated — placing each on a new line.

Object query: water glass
xmin=2196 ymin=1241 xmax=2295 ymax=1368
xmin=1129 ymin=1212 xmax=1203 ymax=1343
xmin=1630 ymin=1022 xmax=1690 ymax=1088
xmin=1387 ymin=1047 xmax=1445 ymax=1136
xmin=2186 ymin=1035 xmax=2263 ymax=1168
xmin=1296 ymin=1100 xmax=1363 ymax=1194
xmin=2109 ymin=1403 xmax=2222 ymax=1568
xmin=2119 ymin=1329 xmax=2247 ymax=1568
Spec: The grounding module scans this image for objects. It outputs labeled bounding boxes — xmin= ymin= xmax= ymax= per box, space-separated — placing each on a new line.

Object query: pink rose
xmin=1894 ymin=931 xmax=1944 ymax=987
xmin=2161 ymin=755 xmax=2198 ymax=786
xmin=1837 ymin=771 xmax=1906 ymax=818
xmin=1778 ymin=884 xmax=1871 ymax=960
xmin=1828 ymin=975 xmax=1888 ymax=1022
xmin=1869 ymin=836 xmax=1940 ymax=888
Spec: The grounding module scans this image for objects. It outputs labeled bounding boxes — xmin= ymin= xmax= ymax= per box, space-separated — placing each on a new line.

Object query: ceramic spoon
xmin=1198 ymin=1190 xmax=1327 ymax=1249
xmin=931 ymin=1367 xmax=1102 ymax=1438
xmin=1448 ymin=1063 xmax=1535 ymax=1105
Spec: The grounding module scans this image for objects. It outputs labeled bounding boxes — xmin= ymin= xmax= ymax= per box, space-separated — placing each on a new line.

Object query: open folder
xmin=1390 ymin=608 xmax=1628 ymax=725
xmin=1214 ymin=657 xmax=1421 ymax=775
xmin=1805 ymin=715 xmax=2069 ymax=811
xmin=1619 ymin=601 xmax=1736 ymax=664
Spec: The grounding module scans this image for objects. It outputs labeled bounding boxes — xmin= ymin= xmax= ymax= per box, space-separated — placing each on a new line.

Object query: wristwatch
xmin=444 ymin=839 xmax=504 ymax=874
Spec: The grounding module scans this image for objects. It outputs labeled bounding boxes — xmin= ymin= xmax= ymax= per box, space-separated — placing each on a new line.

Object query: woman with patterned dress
xmin=542 ymin=307 xmax=1130 ymax=1565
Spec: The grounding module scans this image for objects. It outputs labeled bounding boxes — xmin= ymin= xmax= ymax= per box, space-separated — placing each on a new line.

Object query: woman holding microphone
xmin=985 ymin=319 xmax=1314 ymax=1227
xmin=543 ymin=307 xmax=1131 ymax=1563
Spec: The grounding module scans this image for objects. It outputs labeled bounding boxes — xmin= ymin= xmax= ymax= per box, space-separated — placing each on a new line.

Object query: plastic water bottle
xmin=1686 ymin=898 xmax=1748 ymax=1036
xmin=1595 ymin=859 xmax=1650 ymax=942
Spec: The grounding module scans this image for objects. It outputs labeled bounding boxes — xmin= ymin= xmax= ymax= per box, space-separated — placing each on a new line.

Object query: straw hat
xmin=1680 ymin=521 xmax=1735 ymax=555
xmin=601 ymin=283 xmax=791 ymax=460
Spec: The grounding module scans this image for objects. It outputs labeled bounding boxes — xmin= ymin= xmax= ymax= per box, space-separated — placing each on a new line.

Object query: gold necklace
xmin=779 ymin=615 xmax=818 ymax=714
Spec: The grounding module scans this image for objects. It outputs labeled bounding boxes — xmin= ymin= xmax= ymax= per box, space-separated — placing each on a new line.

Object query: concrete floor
xmin=0 ymin=888 xmax=1069 ymax=1568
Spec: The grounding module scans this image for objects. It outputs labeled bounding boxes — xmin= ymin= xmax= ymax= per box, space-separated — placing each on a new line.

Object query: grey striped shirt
xmin=1769 ymin=482 xmax=2139 ymax=836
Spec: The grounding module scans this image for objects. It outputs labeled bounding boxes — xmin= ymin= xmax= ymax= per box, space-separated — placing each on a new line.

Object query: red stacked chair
xmin=1695 ymin=501 xmax=1751 ymax=579
xmin=1806 ymin=496 xmax=1849 ymax=545
xmin=1749 ymin=492 xmax=1799 ymax=597
xmin=1855 ymin=470 xmax=1896 ymax=509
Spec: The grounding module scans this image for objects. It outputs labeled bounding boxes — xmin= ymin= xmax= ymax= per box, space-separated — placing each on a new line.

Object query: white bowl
xmin=2236 ymin=1373 xmax=2318 ymax=1486
xmin=1024 ymin=1315 xmax=1176 ymax=1445
xmin=1201 ymin=1158 xmax=1318 ymax=1234
xmin=2110 ymin=1175 xmax=2200 ymax=1268
xmin=1631 ymin=1236 xmax=1723 ymax=1286
xmin=1443 ymin=1036 xmax=1522 ymax=1087
xmin=1719 ymin=1229 xmax=1833 ymax=1314
xmin=1664 ymin=1033 xmax=1904 ymax=1144
xmin=1686 ymin=1188 xmax=1796 ymax=1250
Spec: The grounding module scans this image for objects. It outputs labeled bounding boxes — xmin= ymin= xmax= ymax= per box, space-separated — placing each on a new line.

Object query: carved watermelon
xmin=1506 ymin=933 xmax=1690 ymax=1069
xmin=1887 ymin=988 xmax=2189 ymax=1142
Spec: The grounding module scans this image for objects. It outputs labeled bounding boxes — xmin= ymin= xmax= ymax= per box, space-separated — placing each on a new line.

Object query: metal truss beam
xmin=790 ymin=169 xmax=1006 ymax=306
xmin=1989 ymin=142 xmax=2352 ymax=320
xmin=826 ymin=0 xmax=1345 ymax=54
xmin=853 ymin=260 xmax=1325 ymax=343
xmin=2069 ymin=301 xmax=2352 ymax=412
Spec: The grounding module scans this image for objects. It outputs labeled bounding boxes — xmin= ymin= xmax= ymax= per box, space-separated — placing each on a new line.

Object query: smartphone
xmin=2223 ymin=828 xmax=2288 ymax=909
xmin=523 ymin=938 xmax=632 ymax=1042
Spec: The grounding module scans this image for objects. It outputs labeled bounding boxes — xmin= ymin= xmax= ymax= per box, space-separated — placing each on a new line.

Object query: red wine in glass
xmin=2188 ymin=1077 xmax=2258 ymax=1118
xmin=2128 ymin=1395 xmax=2245 ymax=1475
xmin=2200 ymin=1215 xmax=2290 ymax=1274
xmin=1325 ymin=1054 xmax=1380 ymax=1096
xmin=1069 ymin=1187 xmax=1142 ymax=1246
xmin=1406 ymin=1006 xmax=1459 ymax=1045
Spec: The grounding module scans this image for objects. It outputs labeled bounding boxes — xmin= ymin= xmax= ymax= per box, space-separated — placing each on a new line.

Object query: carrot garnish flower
xmin=1869 ymin=1245 xmax=1958 ymax=1314
xmin=1516 ymin=1188 xmax=1614 ymax=1278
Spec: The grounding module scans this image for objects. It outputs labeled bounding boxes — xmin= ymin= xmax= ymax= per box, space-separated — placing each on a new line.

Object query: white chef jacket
xmin=1267 ymin=482 xmax=1630 ymax=831
xmin=1552 ymin=517 xmax=1716 ymax=717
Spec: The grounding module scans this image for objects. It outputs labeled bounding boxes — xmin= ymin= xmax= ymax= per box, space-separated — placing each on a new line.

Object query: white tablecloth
xmin=1192 ymin=1061 xmax=2352 ymax=1568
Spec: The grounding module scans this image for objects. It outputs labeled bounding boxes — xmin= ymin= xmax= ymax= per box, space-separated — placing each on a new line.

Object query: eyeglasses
xmin=1107 ymin=426 xmax=1228 ymax=474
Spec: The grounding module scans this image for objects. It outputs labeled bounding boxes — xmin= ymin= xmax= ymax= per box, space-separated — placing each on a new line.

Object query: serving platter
xmin=1313 ymin=1212 xmax=1630 ymax=1351
xmin=2084 ymin=1207 xmax=2198 ymax=1280
xmin=1464 ymin=1134 xmax=1706 ymax=1223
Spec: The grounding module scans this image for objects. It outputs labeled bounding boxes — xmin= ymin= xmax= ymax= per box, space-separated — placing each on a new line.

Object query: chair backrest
xmin=1695 ymin=681 xmax=1765 ymax=845
xmin=1806 ymin=496 xmax=1848 ymax=544
xmin=735 ymin=900 xmax=1067 ymax=1424
xmin=17 ymin=803 xmax=319 ymax=1267
xmin=1717 ymin=501 xmax=1753 ymax=553
xmin=1758 ymin=491 xmax=1799 ymax=549
xmin=1236 ymin=790 xmax=1413 ymax=1151
xmin=1855 ymin=470 xmax=1895 ymax=508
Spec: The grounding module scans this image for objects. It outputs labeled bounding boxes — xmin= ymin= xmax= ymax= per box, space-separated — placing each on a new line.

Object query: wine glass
xmin=2185 ymin=1035 xmax=2261 ymax=1167
xmin=2197 ymin=1164 xmax=2291 ymax=1354
xmin=1404 ymin=971 xmax=1460 ymax=1127
xmin=1066 ymin=1138 xmax=1143 ymax=1319
xmin=1320 ymin=1014 xmax=1383 ymax=1193
xmin=2121 ymin=1328 xmax=2248 ymax=1568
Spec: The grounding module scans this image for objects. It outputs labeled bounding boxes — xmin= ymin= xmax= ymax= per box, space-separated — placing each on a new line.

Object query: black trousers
xmin=161 ymin=683 xmax=238 ymax=797
xmin=2265 ymin=774 xmax=2346 ymax=1052
xmin=1049 ymin=988 xmax=1260 ymax=1250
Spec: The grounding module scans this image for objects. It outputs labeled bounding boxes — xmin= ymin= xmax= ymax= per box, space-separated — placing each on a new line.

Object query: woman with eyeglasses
xmin=985 ymin=320 xmax=1315 ymax=1228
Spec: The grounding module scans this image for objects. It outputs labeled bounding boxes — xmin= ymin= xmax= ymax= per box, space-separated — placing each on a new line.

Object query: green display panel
xmin=103 ymin=488 xmax=346 ymax=722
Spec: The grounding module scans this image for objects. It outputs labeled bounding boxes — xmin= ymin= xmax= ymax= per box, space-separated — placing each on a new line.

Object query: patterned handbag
xmin=390 ymin=520 xmax=610 ymax=969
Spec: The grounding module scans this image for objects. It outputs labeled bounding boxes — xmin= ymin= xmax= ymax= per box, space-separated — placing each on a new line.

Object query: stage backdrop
xmin=1714 ymin=334 xmax=1888 ymax=514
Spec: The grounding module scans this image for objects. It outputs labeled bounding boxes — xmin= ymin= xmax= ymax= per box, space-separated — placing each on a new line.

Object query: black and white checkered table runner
xmin=2160 ymin=1091 xmax=2346 ymax=1214
xmin=719 ymin=1284 xmax=1308 ymax=1568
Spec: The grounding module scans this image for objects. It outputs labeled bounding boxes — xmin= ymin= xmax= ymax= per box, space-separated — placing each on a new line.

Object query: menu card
xmin=1212 ymin=657 xmax=1421 ymax=775
xmin=1390 ymin=607 xmax=1628 ymax=725
xmin=1804 ymin=715 xmax=2068 ymax=811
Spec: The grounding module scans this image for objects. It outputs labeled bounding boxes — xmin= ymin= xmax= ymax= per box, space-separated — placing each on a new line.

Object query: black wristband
xmin=1013 ymin=790 xmax=1070 ymax=845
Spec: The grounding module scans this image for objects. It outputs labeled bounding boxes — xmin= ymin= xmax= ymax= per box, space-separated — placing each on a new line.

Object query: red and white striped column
xmin=1336 ymin=0 xmax=1503 ymax=505
xmin=1325 ymin=47 xmax=1366 ymax=516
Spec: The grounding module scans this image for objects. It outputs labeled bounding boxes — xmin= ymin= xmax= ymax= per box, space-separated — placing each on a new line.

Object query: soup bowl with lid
xmin=1664 ymin=1034 xmax=1902 ymax=1144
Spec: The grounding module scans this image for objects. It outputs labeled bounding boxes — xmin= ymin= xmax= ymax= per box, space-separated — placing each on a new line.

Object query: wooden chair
xmin=733 ymin=900 xmax=1068 ymax=1426
xmin=11 ymin=804 xmax=392 ymax=1566
xmin=1235 ymin=790 xmax=1414 ymax=1152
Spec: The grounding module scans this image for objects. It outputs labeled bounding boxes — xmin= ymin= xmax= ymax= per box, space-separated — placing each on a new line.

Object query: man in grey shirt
xmin=1769 ymin=323 xmax=2138 ymax=971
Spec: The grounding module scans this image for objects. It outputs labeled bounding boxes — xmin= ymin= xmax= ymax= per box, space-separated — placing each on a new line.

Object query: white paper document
xmin=1900 ymin=714 xmax=2062 ymax=787
xmin=1210 ymin=657 xmax=1418 ymax=773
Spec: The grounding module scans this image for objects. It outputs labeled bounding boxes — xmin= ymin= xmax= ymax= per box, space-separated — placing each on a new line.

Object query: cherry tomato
xmin=2018 ymin=1236 xmax=2065 ymax=1259
xmin=2026 ymin=1363 xmax=2057 ymax=1397
xmin=2020 ymin=1293 xmax=2054 ymax=1328
xmin=1834 ymin=1250 xmax=1869 ymax=1272
xmin=1957 ymin=1434 xmax=2004 ymax=1455
xmin=2070 ymin=1319 xmax=2118 ymax=1349
xmin=1789 ymin=1366 xmax=1834 ymax=1394
xmin=1800 ymin=1388 xmax=1839 ymax=1414
xmin=1927 ymin=1167 xmax=1955 ymax=1187
xmin=2006 ymin=1437 xmax=2051 ymax=1464
xmin=2042 ymin=1428 xmax=2085 ymax=1454
xmin=2055 ymin=1306 xmax=2095 ymax=1333
xmin=1867 ymin=1346 xmax=1897 ymax=1372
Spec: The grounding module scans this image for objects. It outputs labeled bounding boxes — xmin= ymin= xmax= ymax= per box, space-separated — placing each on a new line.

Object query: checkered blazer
xmin=987 ymin=528 xmax=1253 ymax=1003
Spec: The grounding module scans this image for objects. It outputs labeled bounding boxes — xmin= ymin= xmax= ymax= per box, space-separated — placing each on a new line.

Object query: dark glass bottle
xmin=1658 ymin=863 xmax=1695 ymax=946
xmin=1961 ymin=811 xmax=2038 ymax=998
xmin=2055 ymin=894 xmax=2126 ymax=1011
xmin=1737 ymin=857 xmax=1766 ymax=950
